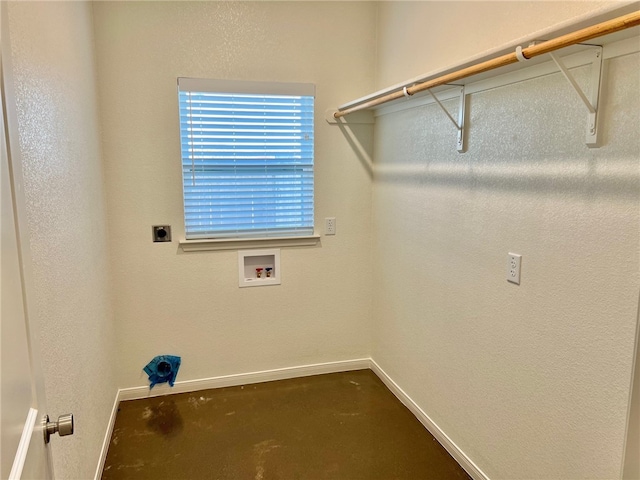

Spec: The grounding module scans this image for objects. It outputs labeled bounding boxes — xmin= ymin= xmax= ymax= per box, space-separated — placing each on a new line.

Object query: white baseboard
xmin=93 ymin=392 xmax=120 ymax=480
xmin=95 ymin=357 xmax=487 ymax=480
xmin=369 ymin=358 xmax=489 ymax=480
xmin=117 ymin=358 xmax=371 ymax=402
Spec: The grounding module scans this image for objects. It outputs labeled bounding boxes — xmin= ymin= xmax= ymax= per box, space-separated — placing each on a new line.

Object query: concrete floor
xmin=102 ymin=369 xmax=471 ymax=479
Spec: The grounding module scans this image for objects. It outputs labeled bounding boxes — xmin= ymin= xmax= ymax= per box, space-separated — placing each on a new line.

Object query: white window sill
xmin=179 ymin=234 xmax=321 ymax=252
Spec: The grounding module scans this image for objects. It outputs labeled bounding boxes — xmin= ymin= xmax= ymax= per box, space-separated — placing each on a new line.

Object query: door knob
xmin=43 ymin=413 xmax=74 ymax=444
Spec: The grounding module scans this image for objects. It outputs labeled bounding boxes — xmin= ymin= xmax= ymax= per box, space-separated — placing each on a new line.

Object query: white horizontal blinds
xmin=178 ymin=79 xmax=314 ymax=240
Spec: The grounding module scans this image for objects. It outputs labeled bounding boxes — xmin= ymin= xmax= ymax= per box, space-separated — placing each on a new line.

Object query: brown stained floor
xmin=102 ymin=370 xmax=471 ymax=480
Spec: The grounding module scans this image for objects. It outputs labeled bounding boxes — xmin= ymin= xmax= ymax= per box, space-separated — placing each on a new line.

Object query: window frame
xmin=177 ymin=78 xmax=319 ymax=251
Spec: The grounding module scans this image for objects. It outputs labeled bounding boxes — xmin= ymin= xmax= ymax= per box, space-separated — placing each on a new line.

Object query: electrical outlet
xmin=325 ymin=217 xmax=336 ymax=235
xmin=507 ymin=253 xmax=521 ymax=285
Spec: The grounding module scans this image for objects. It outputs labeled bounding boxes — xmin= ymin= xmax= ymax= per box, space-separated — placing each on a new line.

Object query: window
xmin=178 ymin=78 xmax=315 ymax=241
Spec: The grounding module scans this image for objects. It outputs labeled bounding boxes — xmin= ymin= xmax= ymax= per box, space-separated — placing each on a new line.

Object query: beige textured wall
xmin=625 ymin=305 xmax=640 ymax=479
xmin=375 ymin=1 xmax=616 ymax=90
xmin=6 ymin=2 xmax=118 ymax=479
xmin=372 ymin=3 xmax=639 ymax=479
xmin=92 ymin=1 xmax=376 ymax=388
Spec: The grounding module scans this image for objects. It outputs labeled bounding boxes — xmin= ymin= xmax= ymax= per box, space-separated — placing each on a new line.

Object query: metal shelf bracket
xmin=427 ymin=86 xmax=466 ymax=153
xmin=548 ymin=46 xmax=603 ymax=148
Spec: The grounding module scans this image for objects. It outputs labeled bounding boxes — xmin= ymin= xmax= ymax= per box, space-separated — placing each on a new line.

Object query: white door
xmin=1 ymin=4 xmax=54 ymax=477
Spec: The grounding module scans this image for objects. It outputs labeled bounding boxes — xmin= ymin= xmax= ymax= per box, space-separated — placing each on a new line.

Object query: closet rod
xmin=333 ymin=10 xmax=640 ymax=119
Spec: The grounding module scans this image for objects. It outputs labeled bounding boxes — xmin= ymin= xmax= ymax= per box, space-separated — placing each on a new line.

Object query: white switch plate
xmin=507 ymin=253 xmax=521 ymax=285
